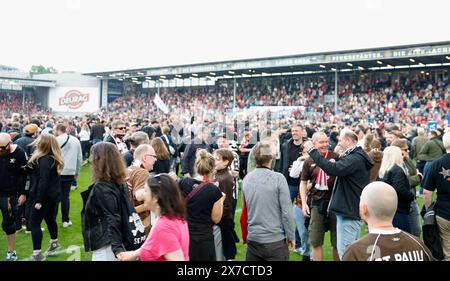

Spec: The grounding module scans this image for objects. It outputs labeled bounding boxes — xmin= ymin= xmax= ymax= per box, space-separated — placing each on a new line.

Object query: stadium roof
xmin=85 ymin=41 xmax=450 ymax=82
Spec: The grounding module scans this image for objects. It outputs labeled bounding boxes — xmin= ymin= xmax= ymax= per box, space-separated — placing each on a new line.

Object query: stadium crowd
xmin=0 ymin=70 xmax=449 ymax=262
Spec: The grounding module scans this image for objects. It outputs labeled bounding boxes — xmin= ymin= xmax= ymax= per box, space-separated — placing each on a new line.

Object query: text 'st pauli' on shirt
xmin=342 ymin=229 xmax=434 ymax=261
xmin=300 ymin=151 xmax=339 ymax=202
xmin=422 ymin=153 xmax=450 ymax=221
xmin=178 ymin=178 xmax=223 ymax=225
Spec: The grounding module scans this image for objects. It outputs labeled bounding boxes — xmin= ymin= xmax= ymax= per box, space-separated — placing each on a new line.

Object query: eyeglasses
xmin=116 ymin=127 xmax=126 ymax=130
xmin=145 ymin=154 xmax=157 ymax=159
xmin=0 ymin=143 xmax=10 ymax=150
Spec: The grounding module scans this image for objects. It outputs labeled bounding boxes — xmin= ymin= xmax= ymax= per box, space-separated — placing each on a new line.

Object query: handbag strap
xmin=60 ymin=135 xmax=70 ymax=149
xmin=185 ymin=182 xmax=209 ymax=204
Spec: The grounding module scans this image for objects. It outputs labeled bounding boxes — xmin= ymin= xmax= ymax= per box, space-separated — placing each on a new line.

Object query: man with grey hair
xmin=303 ymin=128 xmax=374 ymax=259
xmin=343 ymin=181 xmax=433 ymax=261
xmin=422 ymin=132 xmax=450 ymax=260
xmin=126 ymin=144 xmax=157 ymax=234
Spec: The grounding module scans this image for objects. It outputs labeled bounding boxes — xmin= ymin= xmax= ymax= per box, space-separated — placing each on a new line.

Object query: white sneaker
xmin=62 ymin=221 xmax=73 ymax=228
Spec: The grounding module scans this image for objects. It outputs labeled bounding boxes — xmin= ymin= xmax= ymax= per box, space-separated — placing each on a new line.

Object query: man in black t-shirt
xmin=0 ymin=133 xmax=28 ymax=261
xmin=422 ymin=132 xmax=450 ymax=261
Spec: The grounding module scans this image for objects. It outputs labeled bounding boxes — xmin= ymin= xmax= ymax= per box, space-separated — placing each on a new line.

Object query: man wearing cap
xmin=14 ymin=124 xmax=39 ymax=157
xmin=14 ymin=124 xmax=39 ymax=232
xmin=0 ymin=133 xmax=28 ymax=261
xmin=417 ymin=130 xmax=446 ymax=195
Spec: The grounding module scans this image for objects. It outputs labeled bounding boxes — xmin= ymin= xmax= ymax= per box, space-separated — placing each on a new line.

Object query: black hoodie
xmin=308 ymin=146 xmax=374 ymax=220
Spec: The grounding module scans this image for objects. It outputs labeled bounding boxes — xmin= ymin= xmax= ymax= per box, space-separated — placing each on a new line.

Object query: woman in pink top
xmin=117 ymin=173 xmax=189 ymax=261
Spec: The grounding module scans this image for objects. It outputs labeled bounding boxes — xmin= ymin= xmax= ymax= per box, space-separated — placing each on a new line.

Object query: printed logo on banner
xmin=59 ymin=90 xmax=90 ymax=109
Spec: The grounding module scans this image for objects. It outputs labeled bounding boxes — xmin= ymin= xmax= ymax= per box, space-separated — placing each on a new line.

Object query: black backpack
xmin=117 ymin=183 xmax=147 ymax=251
xmin=422 ymin=202 xmax=444 ymax=260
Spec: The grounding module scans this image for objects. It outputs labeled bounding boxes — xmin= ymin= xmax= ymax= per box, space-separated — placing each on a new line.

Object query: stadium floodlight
xmin=118 ymin=78 xmax=123 ymax=81
xmin=145 ymin=77 xmax=152 ymax=80
xmin=347 ymin=63 xmax=353 ymax=67
xmin=228 ymin=71 xmax=235 ymax=74
xmin=387 ymin=64 xmax=393 ymax=68
xmin=421 ymin=71 xmax=425 ymax=74
xmin=96 ymin=75 xmax=102 ymax=78
xmin=319 ymin=65 xmax=326 ymax=69
xmin=358 ymin=66 xmax=364 ymax=70
xmin=209 ymin=72 xmax=216 ymax=76
xmin=192 ymin=73 xmax=198 ymax=77
xmin=137 ymin=72 xmax=144 ymax=75
xmin=409 ymin=58 xmax=415 ymax=63
xmin=160 ymin=75 xmax=166 ymax=79
xmin=418 ymin=62 xmax=425 ymax=66
xmin=446 ymin=56 xmax=450 ymax=60
xmin=377 ymin=61 xmax=383 ymax=65
xmin=331 ymin=68 xmax=336 ymax=71
xmin=175 ymin=74 xmax=182 ymax=78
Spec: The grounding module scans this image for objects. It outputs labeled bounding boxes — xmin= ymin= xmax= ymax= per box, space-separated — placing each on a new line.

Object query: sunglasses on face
xmin=116 ymin=127 xmax=126 ymax=130
xmin=0 ymin=143 xmax=10 ymax=150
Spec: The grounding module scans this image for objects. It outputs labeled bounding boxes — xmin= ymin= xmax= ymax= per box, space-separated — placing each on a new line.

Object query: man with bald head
xmin=0 ymin=133 xmax=28 ymax=261
xmin=342 ymin=181 xmax=433 ymax=261
xmin=300 ymin=131 xmax=340 ymax=261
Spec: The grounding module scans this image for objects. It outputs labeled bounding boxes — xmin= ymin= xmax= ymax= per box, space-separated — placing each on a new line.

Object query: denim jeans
xmin=409 ymin=200 xmax=421 ymax=237
xmin=336 ymin=215 xmax=362 ymax=259
xmin=293 ymin=205 xmax=310 ymax=257
xmin=92 ymin=245 xmax=117 ymax=261
xmin=288 ymin=185 xmax=302 ymax=248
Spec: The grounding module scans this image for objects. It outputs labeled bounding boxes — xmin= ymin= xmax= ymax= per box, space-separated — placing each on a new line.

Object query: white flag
xmin=153 ymin=94 xmax=169 ymax=114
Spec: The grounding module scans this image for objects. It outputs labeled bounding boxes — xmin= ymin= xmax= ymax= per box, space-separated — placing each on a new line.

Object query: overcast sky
xmin=1 ymin=0 xmax=449 ymax=73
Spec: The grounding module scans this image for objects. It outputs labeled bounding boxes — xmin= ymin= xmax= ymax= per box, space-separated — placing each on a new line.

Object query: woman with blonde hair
xmin=379 ymin=146 xmax=415 ymax=233
xmin=27 ymin=134 xmax=64 ymax=261
xmin=150 ymin=137 xmax=170 ymax=174
xmin=178 ymin=149 xmax=225 ymax=261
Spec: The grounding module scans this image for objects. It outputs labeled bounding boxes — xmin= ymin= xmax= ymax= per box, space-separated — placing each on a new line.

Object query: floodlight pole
xmin=334 ymin=67 xmax=338 ymax=117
